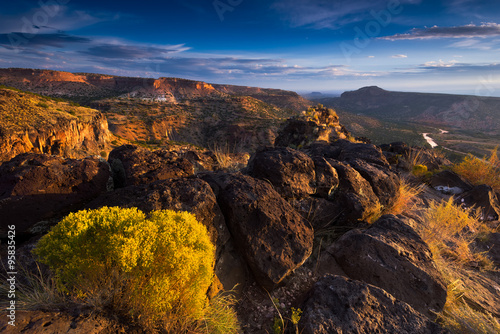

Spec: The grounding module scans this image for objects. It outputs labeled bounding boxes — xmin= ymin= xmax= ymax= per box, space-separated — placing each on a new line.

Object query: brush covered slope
xmin=0 ymin=87 xmax=110 ymax=162
xmin=1 ymin=90 xmax=499 ymax=334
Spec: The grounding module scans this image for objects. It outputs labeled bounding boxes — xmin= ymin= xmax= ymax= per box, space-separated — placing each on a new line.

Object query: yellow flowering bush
xmin=33 ymin=207 xmax=215 ymax=326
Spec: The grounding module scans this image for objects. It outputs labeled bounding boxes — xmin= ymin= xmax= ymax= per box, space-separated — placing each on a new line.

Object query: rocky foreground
xmin=1 ymin=107 xmax=499 ymax=333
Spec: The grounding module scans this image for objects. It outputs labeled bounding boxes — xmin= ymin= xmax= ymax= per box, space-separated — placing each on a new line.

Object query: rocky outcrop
xmin=247 ymin=146 xmax=316 ymax=199
xmin=0 ymin=153 xmax=111 ymax=237
xmin=108 ymin=145 xmax=194 ymax=188
xmin=299 ymin=275 xmax=448 ymax=334
xmin=327 ymin=215 xmax=447 ymax=317
xmin=203 ymin=173 xmax=314 ymax=289
xmin=274 ymin=105 xmax=350 ymax=147
xmin=0 ymin=88 xmax=110 ymax=162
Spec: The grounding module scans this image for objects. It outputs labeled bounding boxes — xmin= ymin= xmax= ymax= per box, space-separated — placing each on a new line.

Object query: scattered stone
xmin=299 ymin=275 xmax=449 ymax=334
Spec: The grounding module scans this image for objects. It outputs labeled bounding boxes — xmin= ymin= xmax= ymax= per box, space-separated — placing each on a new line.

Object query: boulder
xmin=350 ymin=159 xmax=400 ymax=208
xmin=306 ymin=140 xmax=390 ymax=168
xmin=429 ymin=170 xmax=473 ymax=195
xmin=312 ymin=157 xmax=339 ymax=199
xmin=329 ymin=215 xmax=447 ymax=317
xmin=457 ymin=185 xmax=500 ymax=221
xmin=247 ymin=146 xmax=316 ymax=199
xmin=299 ymin=275 xmax=448 ymax=334
xmin=327 ymin=160 xmax=381 ymax=223
xmin=336 ymin=140 xmax=390 ymax=167
xmin=108 ymin=145 xmax=194 ymax=188
xmin=0 ymin=153 xmax=111 ymax=237
xmin=205 ymin=173 xmax=314 ymax=289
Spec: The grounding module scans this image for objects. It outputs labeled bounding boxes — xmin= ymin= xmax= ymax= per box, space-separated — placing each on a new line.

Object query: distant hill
xmin=314 ymin=86 xmax=500 ymax=157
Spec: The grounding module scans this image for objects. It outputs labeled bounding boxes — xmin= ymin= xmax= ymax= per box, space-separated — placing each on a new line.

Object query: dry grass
xmin=384 ymin=178 xmax=423 ymax=216
xmin=0 ymin=262 xmax=67 ymax=311
xmin=212 ymin=143 xmax=233 ymax=169
xmin=452 ymin=147 xmax=500 ymax=192
xmin=413 ymin=198 xmax=499 ymax=333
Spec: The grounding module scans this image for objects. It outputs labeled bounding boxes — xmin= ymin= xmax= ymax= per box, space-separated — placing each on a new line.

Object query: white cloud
xmin=422 ymin=59 xmax=458 ymax=68
xmin=392 ymin=54 xmax=408 ymax=58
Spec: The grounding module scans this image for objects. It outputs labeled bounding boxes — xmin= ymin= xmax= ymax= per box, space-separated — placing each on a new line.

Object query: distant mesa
xmin=341 ymin=86 xmax=388 ymax=99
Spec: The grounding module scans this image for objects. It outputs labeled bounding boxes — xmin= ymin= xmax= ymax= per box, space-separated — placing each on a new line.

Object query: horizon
xmin=1 ymin=1 xmax=500 ymax=97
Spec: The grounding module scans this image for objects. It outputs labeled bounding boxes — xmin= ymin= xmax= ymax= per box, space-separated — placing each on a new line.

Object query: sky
xmin=1 ymin=0 xmax=500 ymax=96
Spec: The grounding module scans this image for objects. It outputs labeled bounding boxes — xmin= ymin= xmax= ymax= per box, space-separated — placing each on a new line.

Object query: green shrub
xmin=33 ymin=207 xmax=215 ymax=329
xmin=412 ymin=164 xmax=429 ymax=177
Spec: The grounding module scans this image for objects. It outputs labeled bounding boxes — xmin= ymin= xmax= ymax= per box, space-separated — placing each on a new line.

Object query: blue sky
xmin=1 ymin=0 xmax=500 ymax=95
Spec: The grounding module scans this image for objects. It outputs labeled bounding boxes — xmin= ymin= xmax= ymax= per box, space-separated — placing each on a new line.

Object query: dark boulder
xmin=429 ymin=170 xmax=473 ymax=195
xmin=247 ymin=146 xmax=316 ymax=199
xmin=0 ymin=153 xmax=111 ymax=238
xmin=457 ymin=185 xmax=500 ymax=221
xmin=299 ymin=275 xmax=449 ymax=334
xmin=329 ymin=215 xmax=447 ymax=317
xmin=108 ymin=145 xmax=194 ymax=188
xmin=205 ymin=173 xmax=314 ymax=289
xmin=350 ymin=159 xmax=400 ymax=208
xmin=312 ymin=157 xmax=339 ymax=199
xmin=327 ymin=160 xmax=381 ymax=223
xmin=336 ymin=140 xmax=390 ymax=167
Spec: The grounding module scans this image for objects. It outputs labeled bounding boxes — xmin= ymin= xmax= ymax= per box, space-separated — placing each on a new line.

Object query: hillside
xmin=0 ymin=68 xmax=311 ymax=111
xmin=0 ymin=87 xmax=110 ymax=162
xmin=315 ymin=86 xmax=500 ymax=157
xmin=0 ymin=68 xmax=312 ymax=152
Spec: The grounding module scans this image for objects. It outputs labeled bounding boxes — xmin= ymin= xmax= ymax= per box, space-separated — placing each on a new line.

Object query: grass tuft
xmin=452 ymin=147 xmax=500 ymax=192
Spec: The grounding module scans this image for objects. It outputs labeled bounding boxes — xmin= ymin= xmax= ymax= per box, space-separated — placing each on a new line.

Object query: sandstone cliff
xmin=0 ymin=88 xmax=110 ymax=162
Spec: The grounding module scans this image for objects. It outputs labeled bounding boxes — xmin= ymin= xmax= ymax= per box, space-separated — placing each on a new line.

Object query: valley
xmin=313 ymin=86 xmax=500 ymax=159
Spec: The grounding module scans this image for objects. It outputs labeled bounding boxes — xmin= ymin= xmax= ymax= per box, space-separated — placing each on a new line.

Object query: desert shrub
xmin=452 ymin=148 xmax=500 ymax=192
xmin=33 ymin=207 xmax=216 ymax=330
xmin=412 ymin=164 xmax=430 ymax=178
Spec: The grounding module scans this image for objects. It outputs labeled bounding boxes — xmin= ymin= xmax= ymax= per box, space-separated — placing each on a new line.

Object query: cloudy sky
xmin=1 ymin=0 xmax=500 ymax=95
